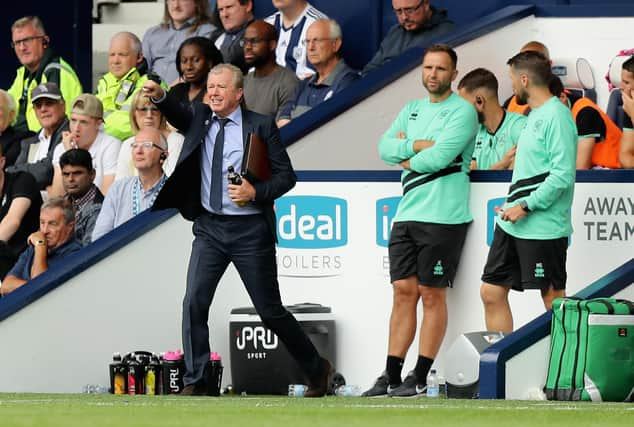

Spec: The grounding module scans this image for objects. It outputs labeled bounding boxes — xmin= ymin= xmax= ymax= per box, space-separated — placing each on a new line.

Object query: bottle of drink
xmin=426 ymin=369 xmax=439 ymax=398
xmin=162 ymin=350 xmax=185 ymax=395
xmin=127 ymin=354 xmax=141 ymax=395
xmin=334 ymin=384 xmax=362 ymax=397
xmin=227 ymin=166 xmax=242 ymax=185
xmin=288 ymin=384 xmax=307 ymax=397
xmin=109 ymin=352 xmax=126 ymax=395
xmin=438 ymin=374 xmax=447 ymax=398
xmin=83 ymin=384 xmax=109 ymax=394
xmin=204 ymin=352 xmax=223 ymax=396
xmin=227 ymin=166 xmax=247 ymax=207
xmin=145 ymin=354 xmax=161 ymax=396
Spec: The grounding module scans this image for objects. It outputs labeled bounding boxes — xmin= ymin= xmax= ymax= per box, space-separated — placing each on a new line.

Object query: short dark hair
xmin=175 ymin=36 xmax=224 ymax=77
xmin=458 ymin=68 xmax=498 ymax=96
xmin=507 ymin=51 xmax=552 ymax=86
xmin=623 ymin=56 xmax=634 ymax=74
xmin=423 ymin=44 xmax=457 ymax=69
xmin=59 ymin=148 xmax=94 ymax=172
xmin=548 ymin=74 xmax=565 ymax=97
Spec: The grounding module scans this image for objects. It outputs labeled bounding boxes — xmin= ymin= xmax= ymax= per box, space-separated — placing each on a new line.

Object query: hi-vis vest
xmin=571 ymin=98 xmax=622 ymax=169
xmin=8 ymin=57 xmax=82 ymax=132
xmin=96 ymin=67 xmax=149 ymax=141
xmin=506 ymin=95 xmax=530 ymax=116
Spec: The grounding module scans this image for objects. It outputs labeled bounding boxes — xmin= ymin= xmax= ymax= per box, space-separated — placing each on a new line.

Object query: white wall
xmin=0 ymin=179 xmax=631 ymax=394
xmin=1 ymin=15 xmax=633 ymax=395
xmin=289 ymin=16 xmax=634 ymax=170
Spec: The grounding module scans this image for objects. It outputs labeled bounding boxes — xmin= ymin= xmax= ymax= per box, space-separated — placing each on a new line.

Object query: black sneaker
xmin=361 ymin=371 xmax=400 ymax=397
xmin=388 ymin=371 xmax=426 ymax=397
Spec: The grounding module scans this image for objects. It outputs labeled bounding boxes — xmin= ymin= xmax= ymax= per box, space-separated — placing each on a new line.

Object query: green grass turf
xmin=0 ymin=394 xmax=632 ymax=427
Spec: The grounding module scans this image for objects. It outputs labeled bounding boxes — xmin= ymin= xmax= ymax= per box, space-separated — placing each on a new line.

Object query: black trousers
xmin=182 ymin=212 xmax=322 ymax=385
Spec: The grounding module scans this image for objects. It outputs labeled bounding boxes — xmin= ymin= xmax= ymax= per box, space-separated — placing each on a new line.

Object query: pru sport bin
xmin=229 ymin=302 xmax=336 ymax=395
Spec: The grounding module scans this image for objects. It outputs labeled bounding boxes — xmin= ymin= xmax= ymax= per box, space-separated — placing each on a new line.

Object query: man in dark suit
xmin=143 ymin=63 xmax=332 ymax=397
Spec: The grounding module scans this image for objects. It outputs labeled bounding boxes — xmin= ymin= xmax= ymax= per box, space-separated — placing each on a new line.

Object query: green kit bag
xmin=545 ymin=297 xmax=634 ymax=402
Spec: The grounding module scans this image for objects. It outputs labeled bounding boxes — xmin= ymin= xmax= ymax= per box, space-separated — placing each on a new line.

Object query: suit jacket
xmin=7 ymin=118 xmax=69 ymax=190
xmin=211 ymin=22 xmax=252 ymax=74
xmin=152 ymin=95 xmax=296 ymax=242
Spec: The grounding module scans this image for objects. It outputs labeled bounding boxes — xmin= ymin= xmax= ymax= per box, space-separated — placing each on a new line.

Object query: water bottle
xmin=127 ymin=354 xmax=145 ymax=395
xmin=438 ymin=374 xmax=447 ymax=398
xmin=162 ymin=350 xmax=185 ymax=395
xmin=334 ymin=384 xmax=362 ymax=397
xmin=288 ymin=384 xmax=307 ymax=397
xmin=83 ymin=384 xmax=109 ymax=394
xmin=227 ymin=166 xmax=247 ymax=207
xmin=109 ymin=352 xmax=126 ymax=395
xmin=204 ymin=352 xmax=223 ymax=396
xmin=426 ymin=369 xmax=439 ymax=398
xmin=227 ymin=166 xmax=242 ymax=185
xmin=145 ymin=354 xmax=162 ymax=396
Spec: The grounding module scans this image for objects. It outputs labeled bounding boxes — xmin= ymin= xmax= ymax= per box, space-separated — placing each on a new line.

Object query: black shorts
xmin=388 ymin=221 xmax=470 ymax=288
xmin=481 ymin=225 xmax=568 ymax=291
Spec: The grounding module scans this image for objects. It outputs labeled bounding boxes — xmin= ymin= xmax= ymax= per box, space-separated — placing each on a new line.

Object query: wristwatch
xmin=35 ymin=240 xmax=46 ymax=246
xmin=519 ymin=200 xmax=530 ymax=212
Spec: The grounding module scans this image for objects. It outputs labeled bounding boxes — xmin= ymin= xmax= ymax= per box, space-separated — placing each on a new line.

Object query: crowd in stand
xmin=0 ymin=0 xmax=632 ymax=300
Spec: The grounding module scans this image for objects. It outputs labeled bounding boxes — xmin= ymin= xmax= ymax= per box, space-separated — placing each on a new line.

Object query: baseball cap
xmin=71 ymin=94 xmax=103 ymax=119
xmin=31 ymin=82 xmax=63 ymax=103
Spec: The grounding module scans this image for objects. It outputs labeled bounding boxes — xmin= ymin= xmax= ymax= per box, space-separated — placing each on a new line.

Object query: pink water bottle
xmin=205 ymin=352 xmax=223 ymax=396
xmin=162 ymin=350 xmax=184 ymax=394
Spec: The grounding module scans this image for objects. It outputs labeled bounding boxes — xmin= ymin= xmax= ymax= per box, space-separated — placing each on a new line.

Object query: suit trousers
xmin=182 ymin=211 xmax=323 ymax=386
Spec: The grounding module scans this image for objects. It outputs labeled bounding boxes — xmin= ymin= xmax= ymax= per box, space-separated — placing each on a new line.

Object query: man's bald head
xmin=246 ymin=20 xmax=277 ymax=41
xmin=520 ymin=41 xmax=550 ymax=61
xmin=243 ymin=20 xmax=278 ymax=69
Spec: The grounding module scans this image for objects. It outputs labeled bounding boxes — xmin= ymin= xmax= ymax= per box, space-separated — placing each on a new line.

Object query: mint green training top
xmin=379 ymin=92 xmax=478 ymax=224
xmin=497 ymin=96 xmax=577 ymax=239
xmin=472 ymin=111 xmax=526 ymax=169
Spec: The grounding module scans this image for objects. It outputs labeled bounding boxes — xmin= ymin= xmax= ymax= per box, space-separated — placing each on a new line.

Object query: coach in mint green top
xmin=472 ymin=111 xmax=526 ymax=169
xmin=497 ymin=96 xmax=577 ymax=239
xmin=379 ymin=92 xmax=478 ymax=224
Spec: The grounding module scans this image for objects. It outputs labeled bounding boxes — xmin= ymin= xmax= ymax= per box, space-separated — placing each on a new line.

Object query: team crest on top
xmin=439 ymin=110 xmax=450 ymax=119
xmin=409 ymin=112 xmax=418 ymax=120
xmin=533 ymin=119 xmax=544 ymax=133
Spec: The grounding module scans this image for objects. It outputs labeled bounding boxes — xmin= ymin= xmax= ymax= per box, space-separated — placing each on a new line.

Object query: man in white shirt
xmin=50 ymin=94 xmax=120 ymax=197
xmin=91 ymin=127 xmax=167 ymax=241
xmin=265 ymin=0 xmax=327 ymax=79
xmin=8 ymin=82 xmax=69 ymax=192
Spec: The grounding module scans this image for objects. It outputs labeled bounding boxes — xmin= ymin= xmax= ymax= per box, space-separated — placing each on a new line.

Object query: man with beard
xmin=361 ymin=0 xmax=454 ymax=76
xmin=458 ymin=68 xmax=526 ymax=170
xmin=502 ymin=41 xmax=551 ymax=116
xmin=479 ymin=51 xmax=576 ymax=333
xmin=242 ymin=20 xmax=299 ymax=119
xmin=364 ymin=44 xmax=477 ymax=397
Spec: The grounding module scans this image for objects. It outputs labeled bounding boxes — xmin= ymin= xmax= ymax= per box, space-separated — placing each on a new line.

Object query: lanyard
xmin=132 ymin=174 xmax=167 ymax=216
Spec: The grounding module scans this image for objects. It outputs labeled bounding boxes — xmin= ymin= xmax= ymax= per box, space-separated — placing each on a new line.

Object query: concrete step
xmin=99 ymin=1 xmax=163 ymax=25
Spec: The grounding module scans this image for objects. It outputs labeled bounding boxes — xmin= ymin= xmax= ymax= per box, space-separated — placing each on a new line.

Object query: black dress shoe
xmin=305 ymin=359 xmax=334 ymax=398
xmin=180 ymin=383 xmax=206 ymax=396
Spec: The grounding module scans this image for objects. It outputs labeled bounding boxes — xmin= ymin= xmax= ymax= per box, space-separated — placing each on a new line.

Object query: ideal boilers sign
xmin=275 ymin=195 xmax=347 ymax=277
xmin=375 ymin=196 xmax=400 ymax=276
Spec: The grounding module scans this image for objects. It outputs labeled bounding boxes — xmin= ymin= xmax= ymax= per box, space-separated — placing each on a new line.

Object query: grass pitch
xmin=0 ymin=394 xmax=632 ymax=427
